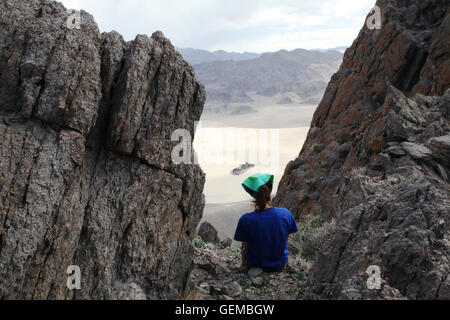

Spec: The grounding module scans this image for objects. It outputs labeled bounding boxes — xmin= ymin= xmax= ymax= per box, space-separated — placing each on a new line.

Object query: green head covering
xmin=242 ymin=173 xmax=274 ymax=198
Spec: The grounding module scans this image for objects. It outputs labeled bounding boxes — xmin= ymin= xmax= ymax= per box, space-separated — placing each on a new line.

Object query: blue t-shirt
xmin=234 ymin=207 xmax=298 ymax=271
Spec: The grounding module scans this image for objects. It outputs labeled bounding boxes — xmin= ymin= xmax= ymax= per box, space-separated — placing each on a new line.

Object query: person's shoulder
xmin=272 ymin=207 xmax=293 ymax=217
xmin=240 ymin=211 xmax=257 ymax=221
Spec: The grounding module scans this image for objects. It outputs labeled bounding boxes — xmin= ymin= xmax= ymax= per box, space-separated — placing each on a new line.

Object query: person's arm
xmin=287 ymin=211 xmax=298 ymax=235
xmin=242 ymin=242 xmax=248 ymax=250
xmin=234 ymin=216 xmax=247 ymax=243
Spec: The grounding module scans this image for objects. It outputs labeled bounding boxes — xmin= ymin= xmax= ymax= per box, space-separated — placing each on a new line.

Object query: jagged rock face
xmin=274 ymin=0 xmax=449 ymax=299
xmin=0 ymin=0 xmax=205 ymax=300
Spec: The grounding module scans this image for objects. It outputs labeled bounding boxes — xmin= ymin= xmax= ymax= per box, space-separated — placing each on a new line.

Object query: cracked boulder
xmin=428 ymin=135 xmax=450 ymax=166
xmin=0 ymin=0 xmax=205 ymax=300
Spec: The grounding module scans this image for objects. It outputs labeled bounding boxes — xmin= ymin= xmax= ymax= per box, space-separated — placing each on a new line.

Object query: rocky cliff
xmin=274 ymin=0 xmax=449 ymax=299
xmin=0 ymin=0 xmax=205 ymax=299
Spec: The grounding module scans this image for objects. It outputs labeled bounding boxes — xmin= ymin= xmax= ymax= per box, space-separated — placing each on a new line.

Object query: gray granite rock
xmin=251 ymin=277 xmax=264 ymax=287
xmin=387 ymin=146 xmax=406 ymax=157
xmin=248 ymin=268 xmax=264 ymax=279
xmin=428 ymin=135 xmax=450 ymax=166
xmin=198 ymin=222 xmax=220 ymax=244
xmin=401 ymin=142 xmax=432 ymax=161
xmin=0 ymin=0 xmax=205 ymax=300
xmin=225 ymin=281 xmax=242 ymax=298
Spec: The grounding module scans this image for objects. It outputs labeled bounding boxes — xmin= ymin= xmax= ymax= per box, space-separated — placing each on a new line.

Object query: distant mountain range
xmin=179 ymin=48 xmax=344 ymax=110
xmin=177 ymin=47 xmax=347 ymax=66
xmin=177 ymin=48 xmax=260 ymax=65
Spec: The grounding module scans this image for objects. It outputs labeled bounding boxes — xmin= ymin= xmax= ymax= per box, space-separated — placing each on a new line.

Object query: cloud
xmin=57 ymin=0 xmax=376 ymax=52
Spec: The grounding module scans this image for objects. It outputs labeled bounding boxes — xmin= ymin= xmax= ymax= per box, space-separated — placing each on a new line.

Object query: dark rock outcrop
xmin=197 ymin=222 xmax=220 ymax=244
xmin=275 ymin=0 xmax=449 ymax=299
xmin=0 ymin=0 xmax=205 ymax=299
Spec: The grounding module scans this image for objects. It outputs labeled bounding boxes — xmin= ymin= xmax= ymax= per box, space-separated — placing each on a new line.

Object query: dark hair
xmin=252 ymin=184 xmax=272 ymax=211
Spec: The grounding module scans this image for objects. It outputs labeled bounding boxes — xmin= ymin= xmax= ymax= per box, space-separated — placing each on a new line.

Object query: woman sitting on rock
xmin=234 ymin=173 xmax=298 ymax=272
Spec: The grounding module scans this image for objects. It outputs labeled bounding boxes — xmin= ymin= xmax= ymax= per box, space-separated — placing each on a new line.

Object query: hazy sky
xmin=59 ymin=0 xmax=376 ymax=53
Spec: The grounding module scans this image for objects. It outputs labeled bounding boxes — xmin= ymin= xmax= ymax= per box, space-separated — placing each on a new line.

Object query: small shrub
xmin=295 ymin=272 xmax=306 ymax=282
xmin=259 ymin=285 xmax=269 ymax=295
xmin=291 ymin=215 xmax=336 ymax=262
xmin=193 ymin=236 xmax=206 ymax=249
xmin=263 ymin=275 xmax=270 ymax=287
xmin=226 ymin=247 xmax=241 ymax=255
xmin=275 ymin=291 xmax=283 ymax=300
xmin=287 ymin=287 xmax=298 ymax=296
xmin=301 ymin=215 xmax=321 ymax=231
xmin=236 ymin=274 xmax=251 ymax=289
xmin=183 ymin=287 xmax=199 ymax=300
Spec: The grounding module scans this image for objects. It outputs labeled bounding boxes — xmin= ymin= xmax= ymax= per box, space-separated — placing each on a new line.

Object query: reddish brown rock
xmin=275 ymin=0 xmax=449 ymax=300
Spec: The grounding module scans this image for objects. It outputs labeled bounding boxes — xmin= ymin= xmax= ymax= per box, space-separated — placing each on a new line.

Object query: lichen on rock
xmin=275 ymin=0 xmax=449 ymax=300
